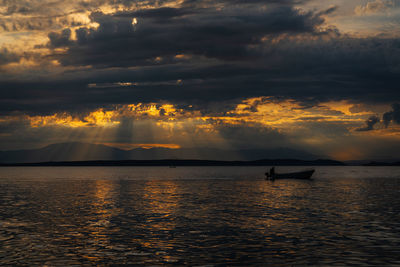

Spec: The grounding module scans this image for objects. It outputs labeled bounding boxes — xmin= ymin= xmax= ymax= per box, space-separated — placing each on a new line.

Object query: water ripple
xmin=0 ymin=166 xmax=400 ymax=265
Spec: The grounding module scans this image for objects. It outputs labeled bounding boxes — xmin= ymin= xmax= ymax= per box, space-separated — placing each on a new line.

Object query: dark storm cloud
xmin=356 ymin=115 xmax=380 ymax=131
xmin=50 ymin=5 xmax=323 ymax=67
xmin=48 ymin=28 xmax=73 ymax=48
xmin=383 ymin=103 xmax=400 ymax=127
xmin=0 ymin=48 xmax=20 ymax=65
xmin=1 ymin=0 xmax=400 ymax=116
xmin=181 ymin=0 xmax=305 ymax=6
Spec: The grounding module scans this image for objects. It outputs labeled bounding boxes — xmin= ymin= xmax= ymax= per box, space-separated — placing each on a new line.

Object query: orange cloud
xmin=2 ymin=97 xmax=399 ymax=161
xmin=29 ymin=109 xmax=119 ymax=128
xmin=99 ymin=142 xmax=181 ymax=150
xmin=22 ymin=98 xmax=390 ymax=134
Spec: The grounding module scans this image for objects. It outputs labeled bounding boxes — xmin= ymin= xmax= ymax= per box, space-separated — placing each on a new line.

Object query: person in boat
xmin=265 ymin=167 xmax=275 ymax=180
xmin=269 ymin=167 xmax=275 ymax=180
xmin=270 ymin=167 xmax=275 ymax=176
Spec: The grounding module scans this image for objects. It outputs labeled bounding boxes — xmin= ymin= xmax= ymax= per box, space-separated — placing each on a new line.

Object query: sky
xmin=1 ymin=0 xmax=400 ymax=161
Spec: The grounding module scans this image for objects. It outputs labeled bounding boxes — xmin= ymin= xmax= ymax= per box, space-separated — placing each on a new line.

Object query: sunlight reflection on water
xmin=1 ymin=166 xmax=400 ymax=265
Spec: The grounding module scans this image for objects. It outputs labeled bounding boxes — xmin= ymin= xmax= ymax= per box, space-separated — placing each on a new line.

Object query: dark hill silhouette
xmin=363 ymin=161 xmax=400 ymax=166
xmin=0 ymin=159 xmax=345 ymax=167
xmin=0 ymin=142 xmax=321 ymax=163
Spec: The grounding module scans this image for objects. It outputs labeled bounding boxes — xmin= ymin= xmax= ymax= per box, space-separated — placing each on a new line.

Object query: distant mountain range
xmin=363 ymin=161 xmax=400 ymax=166
xmin=0 ymin=159 xmax=346 ymax=167
xmin=0 ymin=142 xmax=322 ymax=163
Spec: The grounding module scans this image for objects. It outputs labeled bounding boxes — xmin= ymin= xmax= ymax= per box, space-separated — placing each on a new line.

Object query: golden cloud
xmin=22 ymin=98 xmax=388 ymax=132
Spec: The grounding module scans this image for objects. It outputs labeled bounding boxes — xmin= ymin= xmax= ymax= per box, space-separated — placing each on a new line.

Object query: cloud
xmin=1 ymin=35 xmax=400 ymax=116
xmin=355 ymin=0 xmax=395 ymax=15
xmin=0 ymin=1 xmax=86 ymax=32
xmin=356 ymin=115 xmax=380 ymax=131
xmin=0 ymin=0 xmax=399 ymax=119
xmin=0 ymin=0 xmax=308 ymax=32
xmin=48 ymin=28 xmax=73 ymax=48
xmin=383 ymin=103 xmax=400 ymax=127
xmin=0 ymin=97 xmax=398 ymax=160
xmin=0 ymin=47 xmax=20 ymax=65
xmin=49 ymin=5 xmax=325 ymax=68
xmin=1 ymin=0 xmax=400 ymax=160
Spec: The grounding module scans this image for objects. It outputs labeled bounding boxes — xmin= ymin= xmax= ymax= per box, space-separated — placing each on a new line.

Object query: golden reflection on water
xmin=2 ymin=167 xmax=400 ymax=266
xmin=138 ymin=180 xmax=181 ymax=256
xmin=83 ymin=180 xmax=120 ymax=263
xmin=143 ymin=180 xmax=180 ymax=217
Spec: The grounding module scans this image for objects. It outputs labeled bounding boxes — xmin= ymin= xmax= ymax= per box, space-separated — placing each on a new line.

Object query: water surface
xmin=1 ymin=166 xmax=400 ymax=266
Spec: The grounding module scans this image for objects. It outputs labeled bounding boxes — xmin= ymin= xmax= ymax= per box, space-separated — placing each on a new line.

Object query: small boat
xmin=265 ymin=168 xmax=315 ymax=180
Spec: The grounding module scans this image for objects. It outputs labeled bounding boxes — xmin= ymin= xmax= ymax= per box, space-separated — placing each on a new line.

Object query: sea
xmin=1 ymin=166 xmax=400 ymax=266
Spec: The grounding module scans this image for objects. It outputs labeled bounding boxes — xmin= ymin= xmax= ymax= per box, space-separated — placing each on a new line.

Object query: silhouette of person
xmin=270 ymin=167 xmax=275 ymax=176
xmin=269 ymin=167 xmax=275 ymax=180
xmin=265 ymin=167 xmax=275 ymax=180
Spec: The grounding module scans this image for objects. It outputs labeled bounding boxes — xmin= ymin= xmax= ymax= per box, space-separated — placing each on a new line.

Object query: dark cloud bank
xmin=356 ymin=103 xmax=400 ymax=131
xmin=356 ymin=115 xmax=380 ymax=132
xmin=1 ymin=0 xmax=400 ymax=115
xmin=383 ymin=103 xmax=400 ymax=127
